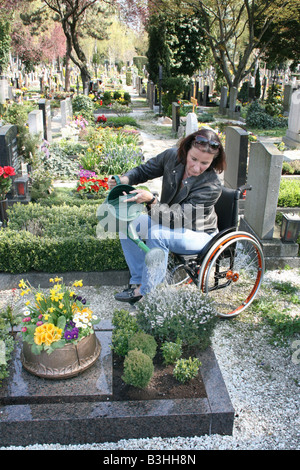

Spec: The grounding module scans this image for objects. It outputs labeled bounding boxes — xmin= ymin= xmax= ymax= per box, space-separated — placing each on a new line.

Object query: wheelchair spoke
xmin=201 ymin=235 xmax=264 ymax=317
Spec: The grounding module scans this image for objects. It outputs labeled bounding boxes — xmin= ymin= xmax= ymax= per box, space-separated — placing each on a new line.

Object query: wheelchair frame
xmin=168 ymin=185 xmax=265 ymax=317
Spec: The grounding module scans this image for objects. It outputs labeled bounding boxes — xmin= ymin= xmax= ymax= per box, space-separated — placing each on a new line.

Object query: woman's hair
xmin=177 ymin=128 xmax=227 ymax=173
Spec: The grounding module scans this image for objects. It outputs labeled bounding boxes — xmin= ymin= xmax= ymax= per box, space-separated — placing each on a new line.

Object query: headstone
xmin=172 ymin=102 xmax=180 ymax=133
xmin=0 ymin=79 xmax=8 ymax=104
xmin=61 ymin=97 xmax=73 ymax=127
xmin=224 ymin=126 xmax=249 ymax=189
xmin=28 ymin=110 xmax=44 ymax=139
xmin=0 ymin=124 xmax=21 ymax=199
xmin=219 ymin=86 xmax=228 ymax=115
xmin=0 ymin=124 xmax=21 ymax=173
xmin=203 ymin=85 xmax=210 ymax=106
xmin=227 ymin=87 xmax=239 ymax=119
xmin=283 ymin=84 xmax=293 ymax=114
xmin=242 ymin=142 xmax=283 ymax=240
xmin=185 ymin=113 xmax=198 ymax=136
xmin=38 ymin=99 xmax=52 ymax=142
xmin=283 ymin=89 xmax=300 ymax=149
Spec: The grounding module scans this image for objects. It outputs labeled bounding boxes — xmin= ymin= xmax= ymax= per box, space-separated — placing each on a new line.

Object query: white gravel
xmin=0 ymin=268 xmax=299 ymax=450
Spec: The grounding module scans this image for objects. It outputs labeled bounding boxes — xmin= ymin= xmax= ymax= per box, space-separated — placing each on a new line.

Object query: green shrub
xmin=72 ymin=94 xmax=95 ymax=121
xmin=111 ymin=309 xmax=139 ymax=356
xmin=173 ymin=357 xmax=201 ymax=383
xmin=278 ymin=179 xmax=300 ymax=207
xmin=122 ymin=349 xmax=154 ymax=388
xmin=128 ymin=331 xmax=157 ymax=359
xmin=246 ymin=101 xmax=287 ymax=129
xmin=0 ymin=229 xmax=126 ymax=273
xmin=161 ymin=338 xmax=183 ymax=365
xmin=0 ymin=322 xmax=15 ymax=384
xmin=136 ymin=286 xmax=218 ymax=350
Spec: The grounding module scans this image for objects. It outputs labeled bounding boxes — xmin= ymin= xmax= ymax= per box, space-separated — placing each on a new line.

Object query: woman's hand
xmin=107 ymin=175 xmax=129 ymax=189
xmin=126 ymin=189 xmax=156 ymax=205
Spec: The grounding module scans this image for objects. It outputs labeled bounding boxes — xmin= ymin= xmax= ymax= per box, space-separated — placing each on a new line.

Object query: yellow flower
xmin=44 ymin=314 xmax=49 ymax=320
xmin=59 ymin=303 xmax=64 ymax=309
xmin=19 ymin=279 xmax=27 ymax=289
xmin=73 ymin=280 xmax=83 ymax=287
xmin=49 ymin=278 xmax=54 ymax=283
xmin=54 ymin=277 xmax=62 ymax=283
xmin=25 ymin=301 xmax=30 ymax=306
xmin=35 ymin=292 xmax=43 ymax=302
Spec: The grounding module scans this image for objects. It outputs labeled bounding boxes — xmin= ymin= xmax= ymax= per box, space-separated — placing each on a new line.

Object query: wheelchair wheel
xmin=198 ymin=232 xmax=264 ymax=317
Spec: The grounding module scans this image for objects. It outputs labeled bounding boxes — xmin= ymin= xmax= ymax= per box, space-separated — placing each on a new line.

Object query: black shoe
xmin=114 ymin=287 xmax=143 ymax=304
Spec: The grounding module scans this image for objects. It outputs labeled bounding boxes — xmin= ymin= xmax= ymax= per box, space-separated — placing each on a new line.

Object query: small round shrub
xmin=161 ymin=338 xmax=183 ymax=365
xmin=128 ymin=331 xmax=157 ymax=359
xmin=122 ymin=349 xmax=154 ymax=388
xmin=111 ymin=309 xmax=138 ymax=356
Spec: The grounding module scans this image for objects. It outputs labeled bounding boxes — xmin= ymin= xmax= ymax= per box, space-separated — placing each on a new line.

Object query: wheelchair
xmin=167 ymin=185 xmax=265 ymax=318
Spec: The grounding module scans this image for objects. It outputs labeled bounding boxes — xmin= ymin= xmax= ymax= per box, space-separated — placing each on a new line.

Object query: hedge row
xmin=0 ymin=229 xmax=127 ymax=274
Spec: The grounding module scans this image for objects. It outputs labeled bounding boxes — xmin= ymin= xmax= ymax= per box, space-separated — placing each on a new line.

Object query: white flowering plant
xmin=136 ymin=286 xmax=218 ymax=350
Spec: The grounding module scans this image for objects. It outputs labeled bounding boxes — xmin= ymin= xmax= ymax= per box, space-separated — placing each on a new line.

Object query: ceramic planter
xmin=21 ymin=332 xmax=101 ymax=379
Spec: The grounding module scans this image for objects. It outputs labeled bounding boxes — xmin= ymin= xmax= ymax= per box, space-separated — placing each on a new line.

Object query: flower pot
xmin=0 ymin=199 xmax=8 ymax=224
xmin=21 ymin=332 xmax=101 ymax=379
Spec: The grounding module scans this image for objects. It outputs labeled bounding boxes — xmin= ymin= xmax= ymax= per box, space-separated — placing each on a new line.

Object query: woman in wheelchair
xmin=108 ymin=128 xmax=227 ymax=304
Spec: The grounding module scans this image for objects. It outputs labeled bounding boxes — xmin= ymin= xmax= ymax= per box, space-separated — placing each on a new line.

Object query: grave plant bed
xmin=112 ymin=349 xmax=207 ymax=401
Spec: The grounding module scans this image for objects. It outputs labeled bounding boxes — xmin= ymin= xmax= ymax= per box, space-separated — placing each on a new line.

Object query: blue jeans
xmin=120 ymin=214 xmax=217 ymax=296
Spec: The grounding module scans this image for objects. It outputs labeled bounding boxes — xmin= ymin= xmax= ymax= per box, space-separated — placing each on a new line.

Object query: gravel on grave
xmin=0 ymin=268 xmax=299 ymax=451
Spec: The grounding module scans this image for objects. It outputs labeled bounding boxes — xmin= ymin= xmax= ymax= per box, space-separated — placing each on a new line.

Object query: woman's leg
xmin=139 ymin=224 xmax=216 ymax=295
xmin=119 ymin=214 xmax=151 ymax=285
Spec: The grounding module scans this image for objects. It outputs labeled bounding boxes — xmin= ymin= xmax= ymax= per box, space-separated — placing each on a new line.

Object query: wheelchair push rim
xmin=198 ymin=232 xmax=265 ymax=318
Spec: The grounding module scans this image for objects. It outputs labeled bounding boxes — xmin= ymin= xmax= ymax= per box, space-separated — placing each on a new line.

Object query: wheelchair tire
xmin=198 ymin=231 xmax=264 ymax=317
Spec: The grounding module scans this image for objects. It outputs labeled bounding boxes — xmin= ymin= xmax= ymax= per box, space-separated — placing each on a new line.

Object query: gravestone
xmin=38 ymin=99 xmax=52 ymax=142
xmin=227 ymin=87 xmax=239 ymax=119
xmin=219 ymin=86 xmax=228 ymax=115
xmin=0 ymin=124 xmax=21 ymax=199
xmin=283 ymin=84 xmax=293 ymax=114
xmin=61 ymin=97 xmax=73 ymax=127
xmin=0 ymin=124 xmax=21 ymax=173
xmin=203 ymin=85 xmax=210 ymax=106
xmin=172 ymin=102 xmax=180 ymax=133
xmin=0 ymin=79 xmax=8 ymax=104
xmin=28 ymin=110 xmax=44 ymax=140
xmin=242 ymin=141 xmax=283 ymax=240
xmin=283 ymin=89 xmax=300 ymax=149
xmin=224 ymin=126 xmax=248 ymax=189
xmin=239 ymin=141 xmax=299 ymax=268
xmin=185 ymin=113 xmax=198 ymax=136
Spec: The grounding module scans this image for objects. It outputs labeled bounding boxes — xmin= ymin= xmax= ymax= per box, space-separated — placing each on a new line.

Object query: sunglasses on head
xmin=194 ymin=135 xmax=220 ymax=150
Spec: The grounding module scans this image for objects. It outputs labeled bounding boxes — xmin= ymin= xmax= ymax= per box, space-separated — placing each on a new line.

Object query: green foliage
xmin=0 ymin=19 xmax=11 ymax=74
xmin=161 ymin=338 xmax=183 ymax=365
xmin=0 ymin=227 xmax=126 ymax=274
xmin=111 ymin=309 xmax=139 ymax=356
xmin=72 ymin=94 xmax=95 ymax=121
xmin=246 ymin=101 xmax=288 ymax=129
xmin=282 ymin=160 xmax=300 ymax=175
xmin=122 ymin=349 xmax=154 ymax=388
xmin=265 ymin=84 xmax=284 ymax=117
xmin=128 ymin=331 xmax=157 ymax=359
xmin=173 ymin=357 xmax=201 ymax=383
xmin=0 ymin=325 xmax=14 ymax=384
xmin=136 ymin=286 xmax=218 ymax=350
xmin=161 ymin=76 xmax=190 ymax=116
xmin=278 ymin=179 xmax=300 ymax=207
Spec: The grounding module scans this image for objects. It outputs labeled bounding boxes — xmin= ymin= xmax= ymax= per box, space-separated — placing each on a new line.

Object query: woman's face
xmin=185 ymin=146 xmax=215 ymax=177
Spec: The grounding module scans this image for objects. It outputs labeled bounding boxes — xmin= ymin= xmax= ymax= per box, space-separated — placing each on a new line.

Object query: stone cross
xmin=190 ymin=83 xmax=198 ymax=112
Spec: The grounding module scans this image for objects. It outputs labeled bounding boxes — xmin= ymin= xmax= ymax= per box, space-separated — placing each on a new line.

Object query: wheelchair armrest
xmin=237 ymin=184 xmax=252 ymax=200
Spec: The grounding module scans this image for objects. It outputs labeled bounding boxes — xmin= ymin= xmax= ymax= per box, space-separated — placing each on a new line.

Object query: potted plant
xmin=18 ymin=277 xmax=101 ymax=379
xmin=0 ymin=165 xmax=16 ymax=223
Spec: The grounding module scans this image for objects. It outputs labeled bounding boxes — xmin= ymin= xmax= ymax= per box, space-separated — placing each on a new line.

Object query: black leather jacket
xmin=124 ymin=147 xmax=222 ymax=232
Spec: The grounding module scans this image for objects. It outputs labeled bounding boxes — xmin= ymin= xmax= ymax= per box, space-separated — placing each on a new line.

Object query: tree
xmin=41 ymin=0 xmax=111 ymax=92
xmin=149 ymin=0 xmax=298 ymax=91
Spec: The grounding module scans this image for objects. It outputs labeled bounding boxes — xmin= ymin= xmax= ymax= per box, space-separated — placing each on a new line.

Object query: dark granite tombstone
xmin=172 ymin=102 xmax=180 ymax=133
xmin=0 ymin=124 xmax=20 ymax=173
xmin=38 ymin=98 xmax=52 ymax=142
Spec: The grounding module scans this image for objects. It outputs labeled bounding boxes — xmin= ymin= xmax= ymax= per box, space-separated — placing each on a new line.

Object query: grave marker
xmin=224 ymin=126 xmax=248 ymax=189
xmin=0 ymin=124 xmax=21 ymax=199
xmin=172 ymin=102 xmax=180 ymax=133
xmin=28 ymin=110 xmax=44 ymax=140
xmin=219 ymin=86 xmax=228 ymax=115
xmin=283 ymin=89 xmax=300 ymax=149
xmin=38 ymin=99 xmax=52 ymax=142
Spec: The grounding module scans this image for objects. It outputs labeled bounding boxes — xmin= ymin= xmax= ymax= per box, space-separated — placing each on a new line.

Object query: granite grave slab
xmin=0 ymin=326 xmax=234 ymax=446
